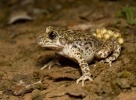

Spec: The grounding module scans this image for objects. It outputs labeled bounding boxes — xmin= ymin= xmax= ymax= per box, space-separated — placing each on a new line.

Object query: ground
xmin=0 ymin=0 xmax=136 ymax=100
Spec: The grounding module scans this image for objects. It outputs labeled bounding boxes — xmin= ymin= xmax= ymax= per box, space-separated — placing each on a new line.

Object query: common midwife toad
xmin=37 ymin=26 xmax=123 ymax=86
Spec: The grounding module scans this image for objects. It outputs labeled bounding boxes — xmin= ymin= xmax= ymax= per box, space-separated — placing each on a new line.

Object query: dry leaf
xmin=8 ymin=10 xmax=33 ymax=25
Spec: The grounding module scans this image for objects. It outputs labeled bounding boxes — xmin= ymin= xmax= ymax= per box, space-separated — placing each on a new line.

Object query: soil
xmin=0 ymin=0 xmax=136 ymax=100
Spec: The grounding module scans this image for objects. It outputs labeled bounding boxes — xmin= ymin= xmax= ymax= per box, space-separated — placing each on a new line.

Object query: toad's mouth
xmin=38 ymin=42 xmax=64 ymax=50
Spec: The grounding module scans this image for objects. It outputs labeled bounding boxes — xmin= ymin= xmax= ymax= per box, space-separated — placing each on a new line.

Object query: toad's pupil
xmin=49 ymin=31 xmax=56 ymax=39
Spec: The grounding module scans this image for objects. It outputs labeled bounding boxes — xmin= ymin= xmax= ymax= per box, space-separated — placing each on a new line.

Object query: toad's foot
xmin=41 ymin=60 xmax=60 ymax=70
xmin=76 ymin=74 xmax=93 ymax=86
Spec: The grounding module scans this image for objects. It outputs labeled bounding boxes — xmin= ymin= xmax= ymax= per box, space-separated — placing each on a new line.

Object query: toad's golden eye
xmin=49 ymin=31 xmax=58 ymax=40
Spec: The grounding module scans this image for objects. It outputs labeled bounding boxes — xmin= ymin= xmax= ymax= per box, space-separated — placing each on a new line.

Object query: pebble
xmin=116 ymin=78 xmax=131 ymax=89
xmin=31 ymin=89 xmax=41 ymax=99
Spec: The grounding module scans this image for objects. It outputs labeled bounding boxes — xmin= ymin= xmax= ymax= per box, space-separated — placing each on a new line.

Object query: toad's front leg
xmin=67 ymin=47 xmax=93 ymax=86
xmin=76 ymin=62 xmax=93 ymax=86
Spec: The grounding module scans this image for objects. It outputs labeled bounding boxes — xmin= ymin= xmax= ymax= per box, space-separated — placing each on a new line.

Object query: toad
xmin=37 ymin=26 xmax=123 ymax=86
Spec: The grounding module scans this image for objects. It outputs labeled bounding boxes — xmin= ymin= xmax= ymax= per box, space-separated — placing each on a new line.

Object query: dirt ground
xmin=0 ymin=0 xmax=136 ymax=100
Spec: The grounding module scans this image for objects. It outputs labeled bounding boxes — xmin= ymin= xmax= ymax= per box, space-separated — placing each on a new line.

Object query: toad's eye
xmin=49 ymin=31 xmax=58 ymax=40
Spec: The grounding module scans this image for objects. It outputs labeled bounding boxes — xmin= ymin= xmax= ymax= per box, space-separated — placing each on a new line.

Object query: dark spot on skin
xmin=74 ymin=52 xmax=77 ymax=55
xmin=80 ymin=61 xmax=84 ymax=63
xmin=73 ymin=45 xmax=77 ymax=48
xmin=85 ymin=46 xmax=89 ymax=50
xmin=85 ymin=68 xmax=89 ymax=72
xmin=98 ymin=52 xmax=102 ymax=56
xmin=80 ymin=49 xmax=83 ymax=53
xmin=103 ymin=54 xmax=107 ymax=58
xmin=76 ymin=53 xmax=80 ymax=55
xmin=89 ymin=42 xmax=93 ymax=47
xmin=84 ymin=42 xmax=88 ymax=45
xmin=80 ymin=57 xmax=83 ymax=59
xmin=111 ymin=55 xmax=116 ymax=58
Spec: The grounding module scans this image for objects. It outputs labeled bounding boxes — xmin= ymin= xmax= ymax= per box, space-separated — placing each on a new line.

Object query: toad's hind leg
xmin=95 ymin=37 xmax=121 ymax=66
xmin=103 ymin=42 xmax=121 ymax=66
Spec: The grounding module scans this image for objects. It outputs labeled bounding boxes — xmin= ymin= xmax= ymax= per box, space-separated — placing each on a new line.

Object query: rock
xmin=24 ymin=93 xmax=32 ymax=100
xmin=31 ymin=89 xmax=41 ymax=99
xmin=67 ymin=89 xmax=88 ymax=98
xmin=116 ymin=78 xmax=131 ymax=89
xmin=9 ymin=96 xmax=19 ymax=100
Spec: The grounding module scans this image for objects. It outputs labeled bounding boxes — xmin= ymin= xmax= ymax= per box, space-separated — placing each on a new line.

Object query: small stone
xmin=24 ymin=93 xmax=32 ymax=100
xmin=116 ymin=78 xmax=131 ymax=89
xmin=12 ymin=85 xmax=26 ymax=96
xmin=31 ymin=89 xmax=41 ymax=99
xmin=9 ymin=96 xmax=19 ymax=100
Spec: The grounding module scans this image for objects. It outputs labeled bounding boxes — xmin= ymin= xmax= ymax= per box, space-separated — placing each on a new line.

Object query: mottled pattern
xmin=37 ymin=26 xmax=122 ymax=86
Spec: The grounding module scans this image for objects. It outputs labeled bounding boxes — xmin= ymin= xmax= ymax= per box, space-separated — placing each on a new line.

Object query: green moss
xmin=116 ymin=5 xmax=136 ymax=25
xmin=122 ymin=70 xmax=131 ymax=77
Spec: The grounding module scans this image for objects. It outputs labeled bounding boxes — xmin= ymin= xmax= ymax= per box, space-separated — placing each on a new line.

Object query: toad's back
xmin=50 ymin=29 xmax=102 ymax=63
